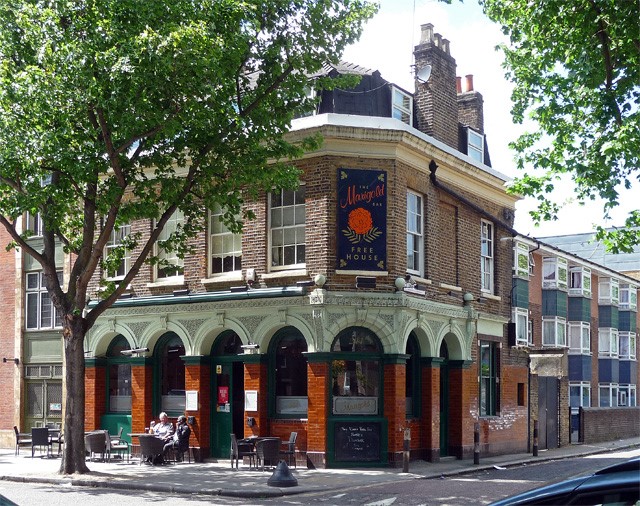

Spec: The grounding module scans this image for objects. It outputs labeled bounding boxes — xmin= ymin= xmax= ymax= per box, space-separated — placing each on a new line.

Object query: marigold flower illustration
xmin=348 ymin=208 xmax=373 ymax=235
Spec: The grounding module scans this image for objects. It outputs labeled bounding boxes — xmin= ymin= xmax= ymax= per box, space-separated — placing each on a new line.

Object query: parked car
xmin=490 ymin=456 xmax=640 ymax=505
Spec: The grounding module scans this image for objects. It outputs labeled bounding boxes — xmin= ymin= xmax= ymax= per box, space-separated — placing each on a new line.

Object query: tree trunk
xmin=59 ymin=315 xmax=90 ymax=474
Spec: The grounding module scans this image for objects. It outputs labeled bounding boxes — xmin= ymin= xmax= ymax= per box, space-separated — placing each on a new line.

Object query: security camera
xmin=120 ymin=347 xmax=149 ymax=356
xmin=241 ymin=343 xmax=259 ymax=350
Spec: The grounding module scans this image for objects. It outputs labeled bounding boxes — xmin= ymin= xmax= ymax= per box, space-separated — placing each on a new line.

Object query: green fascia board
xmin=88 ymin=286 xmax=307 ymax=309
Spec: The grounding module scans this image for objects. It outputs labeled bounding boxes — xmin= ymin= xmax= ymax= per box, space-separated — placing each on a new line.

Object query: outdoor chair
xmin=255 ymin=437 xmax=281 ymax=471
xmin=85 ymin=431 xmax=108 ymax=462
xmin=31 ymin=427 xmax=52 ymax=458
xmin=46 ymin=423 xmax=63 ymax=456
xmin=138 ymin=434 xmax=165 ymax=465
xmin=14 ymin=426 xmax=31 ymax=456
xmin=281 ymin=431 xmax=297 ymax=468
xmin=230 ymin=433 xmax=255 ymax=470
xmin=108 ymin=430 xmax=130 ymax=462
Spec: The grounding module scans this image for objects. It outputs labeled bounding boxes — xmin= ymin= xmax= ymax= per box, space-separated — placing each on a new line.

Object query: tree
xmin=479 ymin=0 xmax=640 ymax=252
xmin=0 ymin=0 xmax=376 ymax=474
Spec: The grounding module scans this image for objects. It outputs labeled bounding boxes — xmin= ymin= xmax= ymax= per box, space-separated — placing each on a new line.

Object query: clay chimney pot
xmin=456 ymin=76 xmax=462 ymax=94
xmin=465 ymin=74 xmax=474 ymax=92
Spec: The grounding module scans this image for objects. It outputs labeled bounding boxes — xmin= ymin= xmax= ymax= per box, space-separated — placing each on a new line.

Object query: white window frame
xmin=25 ymin=271 xmax=63 ymax=330
xmin=104 ymin=224 xmax=131 ymax=280
xmin=209 ymin=206 xmax=242 ymax=277
xmin=26 ymin=211 xmax=43 ymax=237
xmin=618 ymin=384 xmax=637 ymax=407
xmin=619 ymin=332 xmax=636 ymax=360
xmin=598 ymin=383 xmax=619 ymax=407
xmin=480 ymin=220 xmax=494 ymax=293
xmin=598 ymin=328 xmax=619 ymax=358
xmin=569 ymin=381 xmax=591 ymax=408
xmin=513 ymin=307 xmax=529 ymax=346
xmin=513 ymin=242 xmax=529 ymax=278
xmin=569 ymin=266 xmax=591 ymax=297
xmin=391 ymin=86 xmax=413 ymax=126
xmin=598 ymin=277 xmax=619 ymax=305
xmin=542 ymin=257 xmax=568 ymax=290
xmin=155 ymin=210 xmax=185 ymax=281
xmin=568 ymin=321 xmax=591 ymax=355
xmin=542 ymin=316 xmax=567 ymax=347
xmin=269 ymin=186 xmax=306 ymax=270
xmin=619 ymin=284 xmax=637 ymax=311
xmin=406 ymin=190 xmax=423 ymax=276
xmin=467 ymin=128 xmax=484 ymax=163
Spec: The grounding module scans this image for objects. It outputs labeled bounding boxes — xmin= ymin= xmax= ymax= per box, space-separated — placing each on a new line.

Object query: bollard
xmin=473 ymin=422 xmax=480 ymax=465
xmin=533 ymin=420 xmax=539 ymax=457
xmin=402 ymin=428 xmax=410 ymax=473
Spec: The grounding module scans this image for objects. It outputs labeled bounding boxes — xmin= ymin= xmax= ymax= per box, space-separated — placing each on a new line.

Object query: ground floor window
xmin=107 ymin=335 xmax=131 ymax=413
xmin=569 ymin=382 xmax=591 ymax=408
xmin=479 ymin=341 xmax=499 ymax=416
xmin=271 ymin=327 xmax=308 ymax=416
xmin=618 ymin=384 xmax=637 ymax=407
xmin=156 ymin=333 xmax=186 ymax=413
xmin=405 ymin=332 xmax=420 ymax=417
xmin=598 ymin=383 xmax=619 ymax=407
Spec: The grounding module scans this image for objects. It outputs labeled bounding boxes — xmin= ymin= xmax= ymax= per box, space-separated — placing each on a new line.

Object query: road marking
xmin=364 ymin=498 xmax=398 ymax=506
xmin=451 ymin=478 xmax=536 ymax=484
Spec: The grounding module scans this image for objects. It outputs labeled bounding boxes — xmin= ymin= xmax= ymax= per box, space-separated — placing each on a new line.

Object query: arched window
xmin=107 ymin=335 xmax=131 ymax=413
xmin=270 ymin=327 xmax=308 ymax=416
xmin=156 ymin=333 xmax=186 ymax=414
xmin=212 ymin=331 xmax=243 ymax=356
xmin=405 ymin=332 xmax=421 ymax=417
xmin=331 ymin=327 xmax=382 ymax=416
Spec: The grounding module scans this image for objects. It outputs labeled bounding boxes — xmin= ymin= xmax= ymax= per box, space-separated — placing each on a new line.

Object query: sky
xmin=342 ymin=0 xmax=635 ymax=239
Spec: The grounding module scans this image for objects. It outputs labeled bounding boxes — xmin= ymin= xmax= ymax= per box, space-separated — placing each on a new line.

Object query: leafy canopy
xmin=0 ymin=0 xmax=377 ymax=323
xmin=480 ymin=0 xmax=640 ymax=252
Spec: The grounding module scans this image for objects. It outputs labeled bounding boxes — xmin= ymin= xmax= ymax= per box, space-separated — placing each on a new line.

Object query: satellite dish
xmin=416 ymin=65 xmax=432 ymax=83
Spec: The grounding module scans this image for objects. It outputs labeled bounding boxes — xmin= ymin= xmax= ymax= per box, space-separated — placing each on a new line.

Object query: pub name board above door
xmin=337 ymin=168 xmax=387 ymax=273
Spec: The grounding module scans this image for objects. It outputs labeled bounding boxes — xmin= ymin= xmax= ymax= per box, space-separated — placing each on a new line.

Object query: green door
xmin=212 ymin=362 xmax=233 ymax=458
xmin=439 ymin=342 xmax=449 ymax=457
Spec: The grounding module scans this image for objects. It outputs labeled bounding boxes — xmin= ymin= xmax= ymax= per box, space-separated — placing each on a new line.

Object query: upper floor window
xmin=568 ymin=321 xmax=591 ymax=355
xmin=270 ymin=187 xmax=305 ymax=270
xmin=26 ymin=271 xmax=63 ymax=330
xmin=569 ymin=266 xmax=591 ymax=297
xmin=104 ymin=224 xmax=131 ymax=280
xmin=513 ymin=307 xmax=530 ymax=346
xmin=513 ymin=242 xmax=530 ymax=278
xmin=155 ymin=210 xmax=185 ymax=280
xmin=209 ymin=206 xmax=242 ymax=276
xmin=598 ymin=328 xmax=619 ymax=358
xmin=480 ymin=220 xmax=494 ymax=293
xmin=619 ymin=284 xmax=637 ymax=311
xmin=542 ymin=316 xmax=567 ymax=347
xmin=598 ymin=277 xmax=619 ymax=306
xmin=26 ymin=211 xmax=43 ymax=237
xmin=479 ymin=340 xmax=499 ymax=416
xmin=542 ymin=257 xmax=568 ymax=290
xmin=467 ymin=128 xmax=484 ymax=163
xmin=406 ymin=191 xmax=423 ymax=276
xmin=619 ymin=332 xmax=636 ymax=360
xmin=391 ymin=86 xmax=413 ymax=126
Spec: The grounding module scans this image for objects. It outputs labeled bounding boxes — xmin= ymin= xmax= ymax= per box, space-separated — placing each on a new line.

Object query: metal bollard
xmin=402 ymin=428 xmax=410 ymax=473
xmin=533 ymin=420 xmax=539 ymax=457
xmin=474 ymin=422 xmax=480 ymax=465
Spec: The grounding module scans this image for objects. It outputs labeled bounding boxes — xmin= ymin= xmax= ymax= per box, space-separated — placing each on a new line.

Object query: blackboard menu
xmin=334 ymin=422 xmax=380 ymax=462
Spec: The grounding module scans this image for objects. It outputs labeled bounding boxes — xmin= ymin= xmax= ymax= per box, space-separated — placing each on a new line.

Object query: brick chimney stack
xmin=457 ymin=73 xmax=484 ymax=134
xmin=413 ymin=23 xmax=459 ymax=149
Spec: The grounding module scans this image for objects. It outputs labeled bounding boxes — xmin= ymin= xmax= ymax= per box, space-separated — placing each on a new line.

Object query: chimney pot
xmin=434 ymin=33 xmax=442 ymax=48
xmin=465 ymin=74 xmax=474 ymax=92
xmin=442 ymin=38 xmax=450 ymax=55
xmin=456 ymin=76 xmax=462 ymax=94
xmin=420 ymin=23 xmax=434 ymax=43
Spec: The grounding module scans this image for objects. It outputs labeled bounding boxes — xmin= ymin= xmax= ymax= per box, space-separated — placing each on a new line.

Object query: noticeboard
xmin=334 ymin=421 xmax=381 ymax=462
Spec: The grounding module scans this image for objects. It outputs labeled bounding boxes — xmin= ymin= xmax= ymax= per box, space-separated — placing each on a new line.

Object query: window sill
xmin=482 ymin=293 xmax=501 ymax=302
xmin=439 ymin=283 xmax=462 ymax=291
xmin=201 ymin=273 xmax=243 ymax=285
xmin=146 ymin=278 xmax=186 ymax=289
xmin=263 ymin=269 xmax=308 ymax=280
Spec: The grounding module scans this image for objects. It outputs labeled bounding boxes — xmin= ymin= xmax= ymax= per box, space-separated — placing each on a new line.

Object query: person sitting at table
xmin=163 ymin=415 xmax=191 ymax=461
xmin=152 ymin=412 xmax=174 ymax=441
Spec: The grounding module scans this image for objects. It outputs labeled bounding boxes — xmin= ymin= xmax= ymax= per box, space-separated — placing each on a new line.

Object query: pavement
xmin=0 ymin=437 xmax=639 ymax=500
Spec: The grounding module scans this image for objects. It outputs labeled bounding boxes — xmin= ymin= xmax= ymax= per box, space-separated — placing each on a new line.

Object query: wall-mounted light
xmin=394 ymin=277 xmax=406 ymax=291
xmin=245 ymin=268 xmax=256 ymax=284
xmin=314 ymin=273 xmax=326 ymax=288
xmin=120 ymin=347 xmax=149 ymax=356
xmin=2 ymin=357 xmax=19 ymax=365
xmin=241 ymin=343 xmax=260 ymax=355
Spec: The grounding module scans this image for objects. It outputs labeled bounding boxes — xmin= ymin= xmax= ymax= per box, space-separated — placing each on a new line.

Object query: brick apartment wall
xmin=0 ymin=226 xmax=17 ymax=436
xmin=420 ymin=364 xmax=440 ymax=461
xmin=457 ymin=91 xmax=484 ymax=133
xmin=130 ymin=363 xmax=153 ymax=433
xmin=85 ymin=364 xmax=106 ymax=430
xmin=306 ymin=361 xmax=329 ymax=468
xmin=243 ymin=362 xmax=267 ymax=438
xmin=580 ymin=407 xmax=640 ymax=443
xmin=384 ymin=363 xmax=406 ymax=464
xmin=185 ymin=362 xmax=211 ymax=453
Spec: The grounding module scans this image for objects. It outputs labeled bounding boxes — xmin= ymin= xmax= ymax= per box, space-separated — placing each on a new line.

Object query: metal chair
xmin=14 ymin=426 xmax=31 ymax=456
xmin=108 ymin=429 xmax=130 ymax=462
xmin=281 ymin=431 xmax=297 ymax=468
xmin=138 ymin=434 xmax=165 ymax=465
xmin=85 ymin=431 xmax=108 ymax=462
xmin=230 ymin=434 xmax=255 ymax=469
xmin=31 ymin=427 xmax=52 ymax=458
xmin=255 ymin=437 xmax=281 ymax=471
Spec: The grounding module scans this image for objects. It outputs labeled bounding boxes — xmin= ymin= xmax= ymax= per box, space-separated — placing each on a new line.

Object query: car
xmin=490 ymin=456 xmax=640 ymax=505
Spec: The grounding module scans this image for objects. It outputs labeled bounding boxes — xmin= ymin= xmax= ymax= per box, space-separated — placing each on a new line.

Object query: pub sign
xmin=337 ymin=168 xmax=387 ymax=272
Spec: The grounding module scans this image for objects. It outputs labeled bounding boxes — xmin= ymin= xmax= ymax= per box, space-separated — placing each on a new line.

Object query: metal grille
xmin=46 ymin=382 xmax=62 ymax=418
xmin=27 ymin=382 xmax=44 ymax=417
xmin=24 ymin=365 xmax=62 ymax=378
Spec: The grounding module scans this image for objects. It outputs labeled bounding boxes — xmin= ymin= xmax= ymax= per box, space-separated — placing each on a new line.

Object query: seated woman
xmin=163 ymin=416 xmax=191 ymax=461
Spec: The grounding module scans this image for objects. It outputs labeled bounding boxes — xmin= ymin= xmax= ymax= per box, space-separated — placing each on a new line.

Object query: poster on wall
xmin=336 ymin=168 xmax=387 ymax=272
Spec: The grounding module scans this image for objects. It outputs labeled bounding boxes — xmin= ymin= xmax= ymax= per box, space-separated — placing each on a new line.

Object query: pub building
xmin=82 ymin=23 xmax=531 ymax=467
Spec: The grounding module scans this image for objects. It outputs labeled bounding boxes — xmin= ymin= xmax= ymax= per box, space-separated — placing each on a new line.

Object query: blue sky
xmin=342 ymin=0 xmax=635 ymax=239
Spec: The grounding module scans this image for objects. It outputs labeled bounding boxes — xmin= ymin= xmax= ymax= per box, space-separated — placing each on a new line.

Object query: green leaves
xmin=482 ymin=0 xmax=640 ymax=250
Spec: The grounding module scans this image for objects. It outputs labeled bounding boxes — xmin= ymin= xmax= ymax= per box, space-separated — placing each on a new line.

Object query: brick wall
xmin=0 ymin=226 xmax=17 ymax=436
xmin=580 ymin=407 xmax=640 ymax=442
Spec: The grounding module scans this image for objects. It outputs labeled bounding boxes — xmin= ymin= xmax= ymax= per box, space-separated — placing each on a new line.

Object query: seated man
xmin=152 ymin=412 xmax=174 ymax=441
xmin=163 ymin=415 xmax=191 ymax=461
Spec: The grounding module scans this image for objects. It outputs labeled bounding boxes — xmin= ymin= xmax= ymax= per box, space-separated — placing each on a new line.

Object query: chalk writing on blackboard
xmin=334 ymin=422 xmax=380 ymax=462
